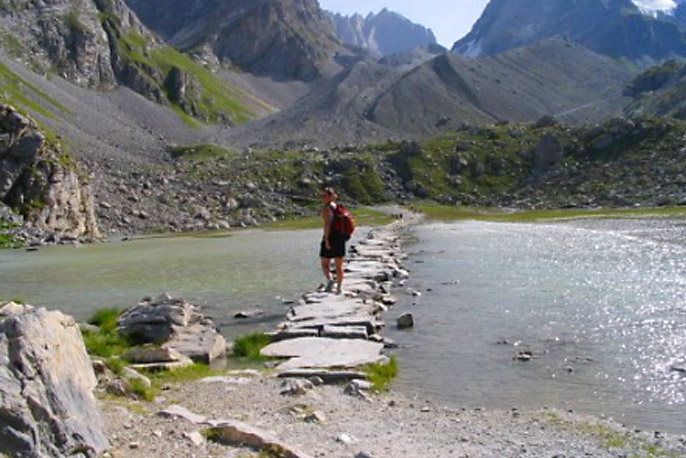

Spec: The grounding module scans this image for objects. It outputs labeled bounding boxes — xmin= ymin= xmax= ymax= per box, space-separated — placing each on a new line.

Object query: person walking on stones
xmin=320 ymin=187 xmax=345 ymax=294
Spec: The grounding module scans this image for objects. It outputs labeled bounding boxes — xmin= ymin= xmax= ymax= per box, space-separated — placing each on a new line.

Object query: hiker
xmin=320 ymin=187 xmax=346 ymax=294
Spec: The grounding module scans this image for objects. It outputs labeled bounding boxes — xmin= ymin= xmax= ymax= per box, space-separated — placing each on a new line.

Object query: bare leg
xmin=321 ymin=257 xmax=332 ymax=281
xmin=321 ymin=257 xmax=334 ymax=292
xmin=334 ymin=257 xmax=344 ymax=293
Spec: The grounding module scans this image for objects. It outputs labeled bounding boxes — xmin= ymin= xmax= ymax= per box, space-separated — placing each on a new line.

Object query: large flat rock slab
xmin=261 ymin=337 xmax=385 ymax=370
xmin=289 ymin=296 xmax=376 ymax=322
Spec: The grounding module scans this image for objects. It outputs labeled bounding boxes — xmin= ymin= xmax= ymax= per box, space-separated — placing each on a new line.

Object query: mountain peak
xmin=453 ymin=0 xmax=686 ymax=61
xmin=329 ymin=9 xmax=437 ymax=57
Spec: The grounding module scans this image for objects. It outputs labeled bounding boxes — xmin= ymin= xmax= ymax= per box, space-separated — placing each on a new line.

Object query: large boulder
xmin=0 ymin=306 xmax=109 ymax=458
xmin=117 ymin=294 xmax=227 ymax=363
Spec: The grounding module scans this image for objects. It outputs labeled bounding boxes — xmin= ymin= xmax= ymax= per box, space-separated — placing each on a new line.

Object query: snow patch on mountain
xmin=632 ymin=0 xmax=677 ymax=14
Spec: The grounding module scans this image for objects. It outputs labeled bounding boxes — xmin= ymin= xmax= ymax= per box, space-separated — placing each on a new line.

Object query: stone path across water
xmin=260 ymin=218 xmax=412 ymax=373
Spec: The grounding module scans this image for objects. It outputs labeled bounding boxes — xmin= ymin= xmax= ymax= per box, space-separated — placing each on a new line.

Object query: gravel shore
xmin=100 ymin=370 xmax=686 ymax=458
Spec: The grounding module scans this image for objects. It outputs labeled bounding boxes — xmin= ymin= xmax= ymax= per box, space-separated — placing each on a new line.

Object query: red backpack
xmin=331 ymin=204 xmax=355 ymax=241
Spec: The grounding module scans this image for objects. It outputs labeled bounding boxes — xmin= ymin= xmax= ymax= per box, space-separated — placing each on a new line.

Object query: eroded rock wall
xmin=0 ymin=104 xmax=99 ymax=240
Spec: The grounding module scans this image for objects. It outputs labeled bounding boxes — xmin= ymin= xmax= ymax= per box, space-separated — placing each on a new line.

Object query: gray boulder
xmin=117 ymin=293 xmax=227 ymax=363
xmin=0 ymin=307 xmax=109 ymax=458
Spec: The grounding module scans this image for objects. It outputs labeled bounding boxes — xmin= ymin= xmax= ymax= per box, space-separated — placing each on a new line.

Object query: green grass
xmin=264 ymin=207 xmax=395 ymax=231
xmin=114 ymin=29 xmax=269 ymax=125
xmin=0 ymin=219 xmax=20 ymax=249
xmin=362 ymin=356 xmax=398 ymax=392
xmin=82 ymin=327 xmax=130 ymax=358
xmin=414 ymin=204 xmax=686 ymax=223
xmin=233 ymin=333 xmax=273 ymax=361
xmin=146 ymin=363 xmax=220 ymax=384
xmin=87 ymin=307 xmax=121 ymax=332
xmin=169 ymin=143 xmax=236 ymax=160
xmin=82 ymin=308 xmax=131 ymax=357
xmin=544 ymin=413 xmax=681 ymax=458
xmin=0 ymin=62 xmax=70 ymax=118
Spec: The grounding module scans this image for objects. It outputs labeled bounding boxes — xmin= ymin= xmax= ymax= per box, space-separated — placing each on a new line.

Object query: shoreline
xmin=99 ymin=215 xmax=686 ymax=457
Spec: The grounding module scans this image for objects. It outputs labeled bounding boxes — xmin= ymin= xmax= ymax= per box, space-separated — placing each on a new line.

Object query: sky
xmin=318 ymin=0 xmax=490 ymax=48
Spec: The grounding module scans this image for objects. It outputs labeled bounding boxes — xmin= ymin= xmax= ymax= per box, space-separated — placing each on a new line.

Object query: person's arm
xmin=322 ymin=205 xmax=333 ymax=248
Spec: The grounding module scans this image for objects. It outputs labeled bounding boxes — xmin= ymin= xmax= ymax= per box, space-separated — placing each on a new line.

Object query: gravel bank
xmin=100 ymin=372 xmax=686 ymax=458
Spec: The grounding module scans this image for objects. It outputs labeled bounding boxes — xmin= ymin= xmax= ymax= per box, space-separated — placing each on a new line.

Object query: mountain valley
xmin=3 ymin=0 xmax=686 ymax=245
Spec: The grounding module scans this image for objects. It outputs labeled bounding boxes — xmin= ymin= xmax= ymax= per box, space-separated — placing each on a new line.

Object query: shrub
xmin=233 ymin=333 xmax=273 ymax=361
xmin=362 ymin=356 xmax=398 ymax=392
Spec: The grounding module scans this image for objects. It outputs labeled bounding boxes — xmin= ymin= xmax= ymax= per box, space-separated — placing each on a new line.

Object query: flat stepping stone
xmin=276 ymin=369 xmax=366 ymax=383
xmin=281 ymin=315 xmax=383 ymax=335
xmin=289 ymin=297 xmax=375 ymax=322
xmin=261 ymin=337 xmax=385 ymax=370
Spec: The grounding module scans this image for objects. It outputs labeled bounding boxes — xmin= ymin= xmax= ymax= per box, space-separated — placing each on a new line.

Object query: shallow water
xmin=2 ymin=219 xmax=684 ymax=433
xmin=0 ymin=229 xmax=323 ymax=340
xmin=385 ymin=219 xmax=686 ymax=434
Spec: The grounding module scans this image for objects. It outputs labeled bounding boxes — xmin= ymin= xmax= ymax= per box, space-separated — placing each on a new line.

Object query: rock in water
xmin=396 ymin=312 xmax=414 ymax=329
xmin=0 ymin=308 xmax=109 ymax=457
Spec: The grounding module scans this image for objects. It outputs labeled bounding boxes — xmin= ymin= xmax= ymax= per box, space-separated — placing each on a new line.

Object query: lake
xmin=1 ymin=218 xmax=684 ymax=433
xmin=384 ymin=218 xmax=686 ymax=434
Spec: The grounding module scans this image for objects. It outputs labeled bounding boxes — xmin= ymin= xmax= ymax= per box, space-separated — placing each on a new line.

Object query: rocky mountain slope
xmin=123 ymin=0 xmax=342 ymax=81
xmin=0 ymin=0 xmax=273 ymax=124
xmin=453 ymin=0 xmax=686 ymax=62
xmin=623 ymin=59 xmax=686 ymax=118
xmin=223 ymin=40 xmax=633 ymax=150
xmin=329 ymin=8 xmax=439 ymax=57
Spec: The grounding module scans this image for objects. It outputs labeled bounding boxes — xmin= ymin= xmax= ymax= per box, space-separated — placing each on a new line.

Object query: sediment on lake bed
xmin=98 ymin=216 xmax=686 ymax=458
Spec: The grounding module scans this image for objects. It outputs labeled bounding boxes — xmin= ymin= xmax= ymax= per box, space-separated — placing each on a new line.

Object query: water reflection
xmin=0 ymin=229 xmax=323 ymax=340
xmin=387 ymin=219 xmax=686 ymax=434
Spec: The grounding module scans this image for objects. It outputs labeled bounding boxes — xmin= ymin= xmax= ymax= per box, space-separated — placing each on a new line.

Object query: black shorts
xmin=320 ymin=233 xmax=346 ymax=258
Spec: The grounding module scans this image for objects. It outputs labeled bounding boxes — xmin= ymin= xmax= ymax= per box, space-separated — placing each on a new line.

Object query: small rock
xmin=183 ymin=431 xmax=205 ymax=446
xmin=514 ymin=350 xmax=533 ymax=361
xmin=280 ymin=378 xmax=314 ymax=396
xmin=336 ymin=433 xmax=357 ymax=445
xmin=304 ymin=411 xmax=327 ymax=424
xmin=397 ymin=313 xmax=414 ymax=329
xmin=355 ymin=452 xmax=377 ymax=458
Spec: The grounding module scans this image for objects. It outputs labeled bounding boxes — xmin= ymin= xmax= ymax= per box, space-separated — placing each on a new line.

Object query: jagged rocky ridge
xmin=123 ymin=0 xmax=342 ymax=81
xmin=329 ymin=8 xmax=438 ymax=57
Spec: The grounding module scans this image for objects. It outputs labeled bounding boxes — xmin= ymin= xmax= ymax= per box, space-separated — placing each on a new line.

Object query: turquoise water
xmin=385 ymin=219 xmax=686 ymax=434
xmin=0 ymin=229 xmax=323 ymax=339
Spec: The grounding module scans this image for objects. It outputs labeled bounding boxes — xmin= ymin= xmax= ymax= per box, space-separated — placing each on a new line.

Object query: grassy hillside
xmin=154 ymin=115 xmax=686 ymax=235
xmin=104 ymin=21 xmax=274 ymax=125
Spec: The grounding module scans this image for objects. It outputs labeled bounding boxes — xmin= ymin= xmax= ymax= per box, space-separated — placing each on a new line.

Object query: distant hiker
xmin=320 ymin=187 xmax=347 ymax=294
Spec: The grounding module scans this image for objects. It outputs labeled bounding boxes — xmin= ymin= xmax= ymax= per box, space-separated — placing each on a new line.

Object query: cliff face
xmin=330 ymin=8 xmax=438 ymax=56
xmin=0 ymin=104 xmax=99 ymax=239
xmin=0 ymin=0 xmax=153 ymax=88
xmin=124 ymin=0 xmax=341 ymax=81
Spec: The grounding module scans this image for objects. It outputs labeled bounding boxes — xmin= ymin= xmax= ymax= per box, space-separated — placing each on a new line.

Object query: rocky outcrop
xmin=330 ymin=9 xmax=437 ymax=57
xmin=0 ymin=304 xmax=109 ymax=458
xmin=0 ymin=104 xmax=99 ymax=241
xmin=123 ymin=0 xmax=341 ymax=81
xmin=117 ymin=294 xmax=227 ymax=364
